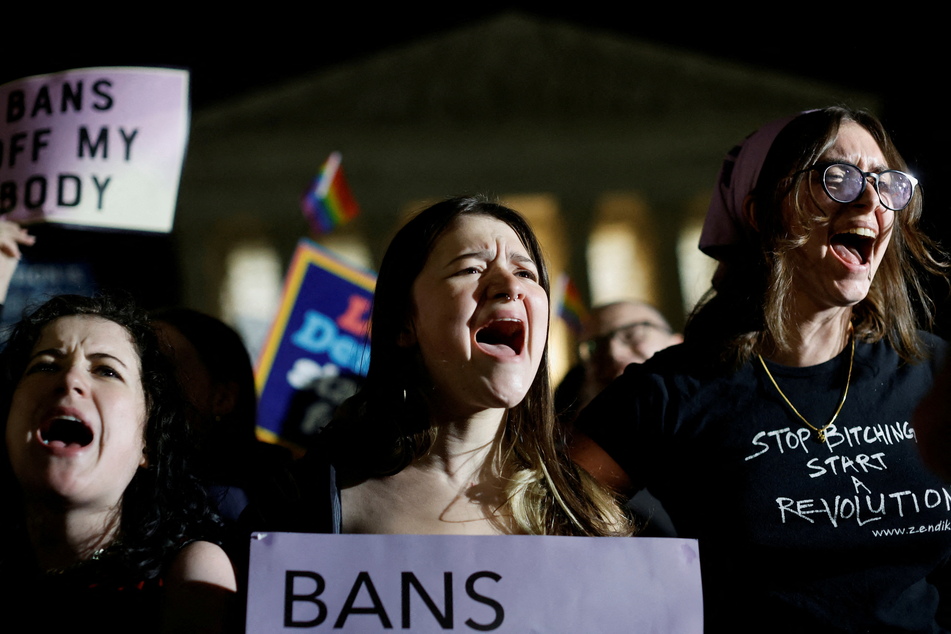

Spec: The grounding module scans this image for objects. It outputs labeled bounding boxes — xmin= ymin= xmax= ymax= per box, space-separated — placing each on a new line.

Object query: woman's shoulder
xmin=162 ymin=541 xmax=237 ymax=634
xmin=918 ymin=330 xmax=948 ymax=354
xmin=862 ymin=330 xmax=948 ymax=367
xmin=166 ymin=541 xmax=236 ymax=590
xmin=912 ymin=330 xmax=947 ymax=376
xmin=639 ymin=342 xmax=697 ymax=374
xmin=577 ymin=343 xmax=721 ymax=434
xmin=622 ymin=341 xmax=741 ymax=390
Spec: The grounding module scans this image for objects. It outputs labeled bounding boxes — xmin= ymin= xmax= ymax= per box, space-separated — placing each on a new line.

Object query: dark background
xmin=3 ymin=7 xmax=949 ymax=327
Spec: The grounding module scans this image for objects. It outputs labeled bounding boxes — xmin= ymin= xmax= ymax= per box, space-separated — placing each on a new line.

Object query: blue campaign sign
xmin=1 ymin=259 xmax=96 ymax=330
xmin=255 ymin=239 xmax=375 ymax=451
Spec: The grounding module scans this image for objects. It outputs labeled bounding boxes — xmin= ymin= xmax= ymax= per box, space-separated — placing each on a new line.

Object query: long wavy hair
xmin=0 ymin=294 xmax=221 ymax=580
xmin=686 ymin=107 xmax=947 ymax=367
xmin=322 ymin=196 xmax=630 ymax=536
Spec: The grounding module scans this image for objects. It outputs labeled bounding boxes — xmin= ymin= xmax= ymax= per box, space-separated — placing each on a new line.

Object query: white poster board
xmin=0 ymin=66 xmax=189 ymax=233
xmin=247 ymin=532 xmax=703 ymax=633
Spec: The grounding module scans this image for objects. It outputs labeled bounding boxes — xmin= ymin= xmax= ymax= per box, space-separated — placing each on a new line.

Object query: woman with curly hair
xmin=573 ymin=107 xmax=951 ymax=631
xmin=278 ymin=196 xmax=630 ymax=536
xmin=0 ymin=294 xmax=236 ymax=633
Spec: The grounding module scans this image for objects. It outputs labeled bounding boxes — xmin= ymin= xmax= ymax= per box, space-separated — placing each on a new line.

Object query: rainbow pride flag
xmin=556 ymin=273 xmax=587 ymax=337
xmin=300 ymin=152 xmax=361 ymax=234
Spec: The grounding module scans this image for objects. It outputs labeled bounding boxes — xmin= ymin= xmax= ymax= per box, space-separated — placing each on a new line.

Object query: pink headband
xmin=699 ymin=114 xmax=800 ymax=259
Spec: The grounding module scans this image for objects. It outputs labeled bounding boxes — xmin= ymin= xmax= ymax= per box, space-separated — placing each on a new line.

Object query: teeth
xmin=39 ymin=415 xmax=88 ymax=446
xmin=844 ymin=227 xmax=876 ymax=239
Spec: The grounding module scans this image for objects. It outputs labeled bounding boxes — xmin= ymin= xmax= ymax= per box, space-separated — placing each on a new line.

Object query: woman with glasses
xmin=573 ymin=107 xmax=950 ymax=632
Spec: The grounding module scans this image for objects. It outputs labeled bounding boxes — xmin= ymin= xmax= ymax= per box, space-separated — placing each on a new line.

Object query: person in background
xmin=558 ymin=300 xmax=682 ymax=420
xmin=572 ymin=107 xmax=951 ymax=632
xmin=555 ymin=300 xmax=681 ymax=536
xmin=152 ymin=308 xmax=292 ymax=523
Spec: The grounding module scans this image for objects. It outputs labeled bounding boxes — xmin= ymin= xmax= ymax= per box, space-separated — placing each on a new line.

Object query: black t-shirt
xmin=577 ymin=334 xmax=951 ymax=633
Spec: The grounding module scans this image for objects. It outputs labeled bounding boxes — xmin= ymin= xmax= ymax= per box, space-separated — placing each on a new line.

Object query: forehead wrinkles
xmin=32 ymin=317 xmax=140 ymax=367
xmin=821 ymin=152 xmax=889 ymax=174
xmin=823 ymin=124 xmax=888 ymax=172
xmin=431 ymin=220 xmax=533 ymax=264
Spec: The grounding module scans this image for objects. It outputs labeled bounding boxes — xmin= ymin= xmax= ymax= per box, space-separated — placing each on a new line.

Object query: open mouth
xmin=39 ymin=416 xmax=94 ymax=449
xmin=476 ymin=319 xmax=525 ymax=356
xmin=831 ymin=227 xmax=876 ymax=266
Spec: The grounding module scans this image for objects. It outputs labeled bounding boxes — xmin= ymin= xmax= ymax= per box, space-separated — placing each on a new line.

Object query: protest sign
xmin=247 ymin=532 xmax=703 ymax=633
xmin=255 ymin=239 xmax=374 ymax=448
xmin=0 ymin=259 xmax=96 ymax=328
xmin=0 ymin=66 xmax=189 ymax=233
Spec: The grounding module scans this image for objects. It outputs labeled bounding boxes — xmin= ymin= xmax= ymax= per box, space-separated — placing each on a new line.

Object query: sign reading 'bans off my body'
xmin=247 ymin=532 xmax=703 ymax=633
xmin=0 ymin=66 xmax=189 ymax=233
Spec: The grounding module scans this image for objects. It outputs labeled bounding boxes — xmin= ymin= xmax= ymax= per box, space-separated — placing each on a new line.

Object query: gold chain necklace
xmin=757 ymin=336 xmax=854 ymax=443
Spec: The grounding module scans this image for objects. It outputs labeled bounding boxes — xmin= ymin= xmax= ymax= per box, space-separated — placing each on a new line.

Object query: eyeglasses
xmin=578 ymin=321 xmax=671 ymax=362
xmin=798 ymin=162 xmax=918 ymax=211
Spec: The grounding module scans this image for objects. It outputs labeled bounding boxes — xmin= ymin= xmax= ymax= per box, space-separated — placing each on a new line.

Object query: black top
xmin=577 ymin=334 xmax=951 ymax=633
xmin=2 ymin=549 xmax=167 ymax=634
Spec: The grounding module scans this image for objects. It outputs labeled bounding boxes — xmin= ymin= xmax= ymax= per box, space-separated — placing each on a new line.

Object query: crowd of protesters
xmin=2 ymin=106 xmax=950 ymax=633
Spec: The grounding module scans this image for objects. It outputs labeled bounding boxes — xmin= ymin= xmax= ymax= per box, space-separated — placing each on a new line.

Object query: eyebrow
xmin=823 ymin=155 xmax=890 ymax=173
xmin=510 ymin=252 xmax=538 ymax=268
xmin=447 ymin=250 xmax=492 ymax=265
xmin=446 ymin=250 xmax=537 ymax=268
xmin=29 ymin=348 xmax=130 ymax=369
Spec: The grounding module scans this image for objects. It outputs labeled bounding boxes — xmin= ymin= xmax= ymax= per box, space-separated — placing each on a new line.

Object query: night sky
xmin=4 ymin=6 xmax=950 ymax=323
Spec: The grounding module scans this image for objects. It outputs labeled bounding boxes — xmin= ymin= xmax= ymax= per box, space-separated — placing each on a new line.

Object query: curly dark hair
xmin=0 ymin=293 xmax=221 ymax=580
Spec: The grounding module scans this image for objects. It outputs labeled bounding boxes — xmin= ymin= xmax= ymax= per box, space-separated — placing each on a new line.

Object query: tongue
xmin=481 ymin=341 xmax=516 ymax=356
xmin=476 ymin=321 xmax=522 ymax=356
xmin=478 ymin=331 xmax=517 ymax=354
xmin=832 ymin=243 xmax=863 ymax=265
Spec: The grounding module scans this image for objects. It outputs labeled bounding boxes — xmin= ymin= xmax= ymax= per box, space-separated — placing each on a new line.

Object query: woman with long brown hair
xmin=279 ymin=196 xmax=629 ymax=536
xmin=573 ymin=107 xmax=951 ymax=632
